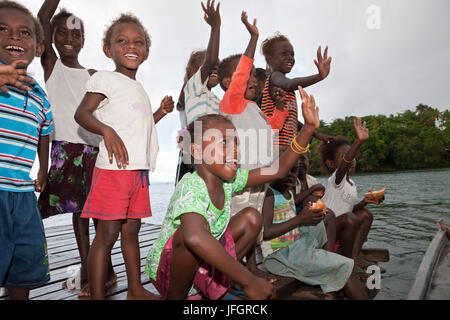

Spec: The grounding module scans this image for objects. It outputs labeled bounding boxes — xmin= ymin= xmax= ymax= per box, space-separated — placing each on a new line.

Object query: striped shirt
xmin=0 ymin=80 xmax=53 ymax=192
xmin=260 ymin=75 xmax=298 ymax=147
xmin=184 ymin=68 xmax=221 ymax=125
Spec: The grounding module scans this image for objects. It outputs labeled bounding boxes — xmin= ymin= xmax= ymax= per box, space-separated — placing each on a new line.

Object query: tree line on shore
xmin=309 ymin=104 xmax=450 ymax=176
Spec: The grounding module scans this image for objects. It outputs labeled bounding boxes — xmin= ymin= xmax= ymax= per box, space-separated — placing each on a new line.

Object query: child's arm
xmin=293 ymin=184 xmax=324 ymax=207
xmin=246 ymin=87 xmax=320 ymax=187
xmin=219 ymin=11 xmax=258 ymax=115
xmin=34 ymin=135 xmax=50 ymax=192
xmin=334 ymin=118 xmax=369 ymax=185
xmin=200 ymin=0 xmax=220 ymax=83
xmin=0 ymin=60 xmax=35 ymax=92
xmin=153 ymin=95 xmax=174 ymax=124
xmin=297 ymin=120 xmax=335 ymax=144
xmin=38 ymin=0 xmax=60 ymax=81
xmin=271 ymin=46 xmax=332 ymax=92
xmin=74 ymin=93 xmax=129 ymax=168
xmin=262 ymin=189 xmax=324 ymax=241
xmin=180 ymin=212 xmax=274 ymax=300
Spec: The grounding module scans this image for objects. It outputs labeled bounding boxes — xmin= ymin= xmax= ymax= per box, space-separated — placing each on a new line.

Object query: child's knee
xmin=358 ymin=209 xmax=373 ymax=224
xmin=242 ymin=207 xmax=262 ymax=230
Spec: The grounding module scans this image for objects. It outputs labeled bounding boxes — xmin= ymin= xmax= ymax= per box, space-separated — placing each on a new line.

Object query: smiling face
xmin=103 ymin=22 xmax=149 ymax=78
xmin=0 ymin=8 xmax=43 ymax=66
xmin=53 ymin=16 xmax=83 ymax=59
xmin=268 ymin=40 xmax=295 ymax=74
xmin=193 ymin=119 xmax=239 ymax=181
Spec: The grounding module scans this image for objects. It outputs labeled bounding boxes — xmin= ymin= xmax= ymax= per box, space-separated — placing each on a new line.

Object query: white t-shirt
xmin=322 ymin=170 xmax=358 ymax=217
xmin=86 ymin=71 xmax=159 ymax=171
xmin=46 ymin=59 xmax=101 ymax=146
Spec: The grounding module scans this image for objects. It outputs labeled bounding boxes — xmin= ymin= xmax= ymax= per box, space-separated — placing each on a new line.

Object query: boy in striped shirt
xmin=0 ymin=1 xmax=53 ymax=300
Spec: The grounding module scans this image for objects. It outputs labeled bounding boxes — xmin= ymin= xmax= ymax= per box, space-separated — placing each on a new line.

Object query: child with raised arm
xmin=218 ymin=12 xmax=286 ymax=216
xmin=260 ymin=160 xmax=368 ymax=299
xmin=320 ymin=119 xmax=382 ymax=270
xmin=176 ymin=0 xmax=221 ymax=183
xmin=145 ymin=85 xmax=321 ymax=300
xmin=260 ymin=33 xmax=333 ymax=146
xmin=37 ymin=0 xmax=115 ymax=296
xmin=74 ymin=14 xmax=173 ymax=300
xmin=0 ymin=1 xmax=52 ymax=300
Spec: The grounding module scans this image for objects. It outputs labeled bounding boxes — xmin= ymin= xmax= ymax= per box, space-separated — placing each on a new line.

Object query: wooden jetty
xmin=0 ymin=223 xmax=388 ymax=300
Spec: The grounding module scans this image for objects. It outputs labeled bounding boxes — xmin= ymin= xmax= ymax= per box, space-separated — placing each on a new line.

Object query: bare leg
xmin=72 ymin=212 xmax=90 ymax=287
xmin=352 ymin=209 xmax=373 ymax=259
xmin=342 ymin=273 xmax=369 ymax=300
xmin=166 ymin=228 xmax=201 ymax=299
xmin=228 ymin=207 xmax=262 ymax=261
xmin=323 ymin=211 xmax=337 ymax=252
xmin=7 ymin=287 xmax=29 ymax=300
xmin=88 ymin=220 xmax=121 ymax=300
xmin=335 ymin=213 xmax=357 ymax=259
xmin=121 ymin=219 xmax=158 ymax=300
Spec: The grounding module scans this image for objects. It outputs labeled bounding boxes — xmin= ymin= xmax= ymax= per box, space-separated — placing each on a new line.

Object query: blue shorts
xmin=0 ymin=190 xmax=50 ymax=288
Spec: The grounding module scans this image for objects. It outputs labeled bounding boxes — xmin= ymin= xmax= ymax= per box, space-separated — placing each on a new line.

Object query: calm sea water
xmin=42 ymin=168 xmax=450 ymax=300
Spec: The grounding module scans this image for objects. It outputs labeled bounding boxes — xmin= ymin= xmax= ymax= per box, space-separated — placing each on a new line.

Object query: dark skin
xmin=38 ymin=0 xmax=95 ymax=81
xmin=261 ymin=180 xmax=368 ymax=300
xmin=169 ymin=85 xmax=321 ymax=299
xmin=0 ymin=8 xmax=46 ymax=300
xmin=327 ymin=119 xmax=382 ymax=266
xmin=74 ymin=22 xmax=173 ymax=300
xmin=38 ymin=0 xmax=117 ymax=296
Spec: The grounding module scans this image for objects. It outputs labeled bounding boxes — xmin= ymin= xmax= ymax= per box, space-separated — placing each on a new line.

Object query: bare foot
xmin=127 ymin=287 xmax=160 ymax=300
xmin=78 ymin=283 xmax=90 ymax=297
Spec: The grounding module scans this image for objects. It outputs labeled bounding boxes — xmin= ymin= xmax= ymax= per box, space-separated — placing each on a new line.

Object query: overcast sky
xmin=22 ymin=0 xmax=450 ymax=182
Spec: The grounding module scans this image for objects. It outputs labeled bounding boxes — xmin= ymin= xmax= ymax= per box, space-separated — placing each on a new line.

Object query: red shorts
xmin=81 ymin=167 xmax=152 ymax=220
xmin=151 ymin=228 xmax=236 ymax=300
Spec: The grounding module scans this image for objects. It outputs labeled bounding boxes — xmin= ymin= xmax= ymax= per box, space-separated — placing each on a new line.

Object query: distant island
xmin=309 ymin=104 xmax=450 ymax=176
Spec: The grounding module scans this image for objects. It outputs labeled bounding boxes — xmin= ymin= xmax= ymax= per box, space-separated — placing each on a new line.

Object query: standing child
xmin=320 ymin=118 xmax=382 ymax=270
xmin=260 ymin=33 xmax=332 ymax=146
xmin=145 ymin=85 xmax=321 ymax=300
xmin=218 ymin=12 xmax=287 ymax=216
xmin=37 ymin=0 xmax=115 ymax=296
xmin=260 ymin=162 xmax=368 ymax=299
xmin=176 ymin=0 xmax=221 ymax=183
xmin=0 ymin=1 xmax=51 ymax=300
xmin=74 ymin=14 xmax=173 ymax=300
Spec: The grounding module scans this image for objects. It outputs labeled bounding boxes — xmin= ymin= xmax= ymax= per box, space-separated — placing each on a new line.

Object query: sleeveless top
xmin=45 ymin=59 xmax=101 ymax=147
xmin=261 ymin=188 xmax=301 ymax=257
xmin=260 ymin=75 xmax=298 ymax=147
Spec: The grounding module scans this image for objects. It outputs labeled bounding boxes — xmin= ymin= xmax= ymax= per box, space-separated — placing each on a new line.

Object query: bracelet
xmin=342 ymin=154 xmax=354 ymax=164
xmin=290 ymin=139 xmax=310 ymax=154
xmin=292 ymin=137 xmax=310 ymax=152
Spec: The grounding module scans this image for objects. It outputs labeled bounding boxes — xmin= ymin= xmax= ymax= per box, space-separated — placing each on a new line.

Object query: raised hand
xmin=314 ymin=46 xmax=332 ymax=80
xmin=298 ymin=86 xmax=320 ymax=129
xmin=159 ymin=95 xmax=174 ymax=114
xmin=201 ymin=0 xmax=221 ymax=28
xmin=241 ymin=11 xmax=258 ymax=37
xmin=353 ymin=117 xmax=369 ymax=142
xmin=0 ymin=60 xmax=34 ymax=93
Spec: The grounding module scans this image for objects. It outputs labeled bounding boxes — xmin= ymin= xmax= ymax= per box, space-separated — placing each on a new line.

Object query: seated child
xmin=261 ymin=163 xmax=368 ymax=299
xmin=0 ymin=1 xmax=52 ymax=300
xmin=75 ymin=13 xmax=173 ymax=300
xmin=145 ymin=85 xmax=322 ymax=300
xmin=176 ymin=0 xmax=221 ymax=183
xmin=260 ymin=32 xmax=332 ymax=146
xmin=320 ymin=118 xmax=382 ymax=270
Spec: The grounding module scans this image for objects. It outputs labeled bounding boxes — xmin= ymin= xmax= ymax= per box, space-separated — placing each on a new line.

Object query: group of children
xmin=0 ymin=0 xmax=383 ymax=300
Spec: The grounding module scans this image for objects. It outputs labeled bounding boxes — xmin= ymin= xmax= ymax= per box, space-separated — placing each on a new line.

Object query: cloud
xmin=22 ymin=0 xmax=450 ymax=182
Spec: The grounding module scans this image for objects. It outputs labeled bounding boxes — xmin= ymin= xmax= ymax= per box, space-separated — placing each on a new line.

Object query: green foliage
xmin=308 ymin=105 xmax=450 ymax=176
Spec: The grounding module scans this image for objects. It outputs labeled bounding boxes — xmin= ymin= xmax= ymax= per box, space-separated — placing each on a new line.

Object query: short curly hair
xmin=260 ymin=32 xmax=290 ymax=64
xmin=0 ymin=0 xmax=44 ymax=44
xmin=50 ymin=8 xmax=85 ymax=40
xmin=217 ymin=53 xmax=241 ymax=91
xmin=103 ymin=13 xmax=151 ymax=49
xmin=184 ymin=49 xmax=205 ymax=82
